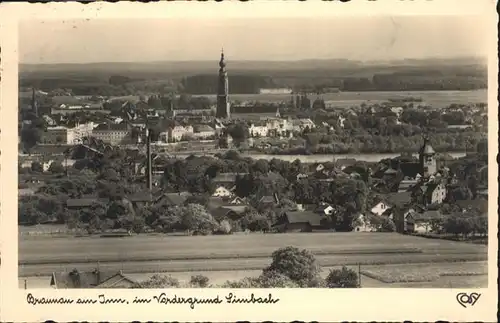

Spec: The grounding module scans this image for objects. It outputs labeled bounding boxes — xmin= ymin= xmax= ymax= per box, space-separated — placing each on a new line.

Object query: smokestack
xmin=32 ymin=87 xmax=38 ymax=117
xmin=146 ymin=128 xmax=153 ymax=192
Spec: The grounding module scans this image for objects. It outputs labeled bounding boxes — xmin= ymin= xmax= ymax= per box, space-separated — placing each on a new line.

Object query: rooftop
xmin=283 ymin=211 xmax=324 ymax=226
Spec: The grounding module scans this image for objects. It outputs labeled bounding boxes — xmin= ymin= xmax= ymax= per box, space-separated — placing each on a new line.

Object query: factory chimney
xmin=32 ymin=87 xmax=38 ymax=117
xmin=146 ymin=128 xmax=153 ymax=192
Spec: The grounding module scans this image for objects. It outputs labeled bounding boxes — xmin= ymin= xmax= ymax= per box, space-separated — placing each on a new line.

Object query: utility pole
xmin=146 ymin=128 xmax=152 ymax=192
xmin=358 ymin=263 xmax=362 ymax=287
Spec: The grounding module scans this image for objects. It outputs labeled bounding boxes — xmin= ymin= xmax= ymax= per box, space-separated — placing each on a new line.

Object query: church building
xmin=419 ymin=136 xmax=437 ymax=178
xmin=216 ymin=50 xmax=230 ymax=119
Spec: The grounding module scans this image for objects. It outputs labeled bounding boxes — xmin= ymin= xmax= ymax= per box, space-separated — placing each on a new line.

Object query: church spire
xmin=219 ymin=48 xmax=226 ymax=70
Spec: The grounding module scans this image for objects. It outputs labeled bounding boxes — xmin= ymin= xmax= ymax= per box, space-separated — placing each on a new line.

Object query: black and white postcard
xmin=0 ymin=1 xmax=497 ymax=322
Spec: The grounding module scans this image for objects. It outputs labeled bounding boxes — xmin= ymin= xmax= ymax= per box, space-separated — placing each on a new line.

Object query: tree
xmin=326 ymin=266 xmax=359 ymax=288
xmin=256 ymin=270 xmax=300 ymax=288
xmin=21 ymin=127 xmax=43 ymax=150
xmin=227 ymin=124 xmax=249 ymax=146
xmin=262 ymin=246 xmax=321 ymax=287
xmin=31 ymin=161 xmax=43 ymax=173
xmin=135 ymin=274 xmax=180 ymax=288
xmin=48 ymin=161 xmax=65 ymax=174
xmin=182 ymin=203 xmax=218 ymax=235
xmin=217 ymin=220 xmax=232 ymax=234
xmin=476 ymin=139 xmax=488 ymax=155
xmin=106 ymin=200 xmax=129 ymax=220
xmin=241 ymin=211 xmax=271 ymax=232
xmin=380 ymin=217 xmax=396 ymax=232
xmin=190 ymin=275 xmax=210 ymax=288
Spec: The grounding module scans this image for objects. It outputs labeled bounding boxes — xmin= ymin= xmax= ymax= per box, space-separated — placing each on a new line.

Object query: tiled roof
xmin=386 ymin=192 xmax=412 ymax=206
xmin=50 ymin=270 xmax=125 ymax=289
xmin=420 ymin=142 xmax=435 ymax=155
xmin=93 ymin=123 xmax=129 ymax=131
xmin=413 ymin=210 xmax=443 ymax=221
xmin=162 ymin=192 xmax=192 ymax=206
xmin=284 ymin=211 xmax=323 ymax=226
xmin=193 ymin=124 xmax=215 ymax=133
xmin=210 ymin=206 xmax=247 ymax=221
xmin=66 ymin=198 xmax=109 ymax=207
xmin=259 ymin=195 xmax=276 ymax=204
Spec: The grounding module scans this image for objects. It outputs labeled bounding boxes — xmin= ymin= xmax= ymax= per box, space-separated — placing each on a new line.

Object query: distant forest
xmin=19 ymin=58 xmax=487 ymax=96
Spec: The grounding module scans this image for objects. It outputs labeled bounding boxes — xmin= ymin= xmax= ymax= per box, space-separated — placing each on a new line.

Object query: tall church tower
xmin=419 ymin=136 xmax=437 ymax=178
xmin=216 ymin=49 xmax=230 ymax=119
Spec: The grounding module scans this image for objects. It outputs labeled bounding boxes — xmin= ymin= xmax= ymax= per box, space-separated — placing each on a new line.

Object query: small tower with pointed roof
xmin=216 ymin=49 xmax=230 ymax=119
xmin=419 ymin=136 xmax=436 ymax=178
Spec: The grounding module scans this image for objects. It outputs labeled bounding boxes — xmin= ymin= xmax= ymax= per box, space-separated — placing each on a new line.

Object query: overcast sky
xmin=19 ymin=16 xmax=488 ymax=64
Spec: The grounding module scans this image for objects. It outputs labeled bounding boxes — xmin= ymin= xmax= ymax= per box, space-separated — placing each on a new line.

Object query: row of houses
xmin=39 ymin=122 xmax=221 ymax=145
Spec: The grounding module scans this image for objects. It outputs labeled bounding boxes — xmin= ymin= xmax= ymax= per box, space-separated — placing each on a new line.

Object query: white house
xmin=338 ymin=115 xmax=346 ymax=128
xmin=168 ymin=125 xmax=194 ymax=142
xmin=249 ymin=123 xmax=269 ymax=137
xmin=370 ymin=201 xmax=391 ymax=216
xmin=212 ymin=186 xmax=233 ymax=198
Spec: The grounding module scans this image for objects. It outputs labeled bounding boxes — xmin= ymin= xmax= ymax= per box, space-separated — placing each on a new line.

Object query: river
xmin=241 ymin=152 xmax=468 ymax=163
xmin=172 ymin=152 xmax=468 ymax=163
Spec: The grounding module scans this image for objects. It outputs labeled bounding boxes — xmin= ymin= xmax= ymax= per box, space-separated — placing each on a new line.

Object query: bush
xmin=190 ymin=274 xmax=210 ymax=288
xmin=216 ymin=220 xmax=232 ymax=235
xmin=218 ymin=277 xmax=260 ymax=288
xmin=263 ymin=246 xmax=321 ymax=287
xmin=135 ymin=274 xmax=180 ymax=288
xmin=380 ymin=217 xmax=396 ymax=232
xmin=31 ymin=161 xmax=43 ymax=173
xmin=326 ymin=266 xmax=359 ymax=288
xmin=256 ymin=270 xmax=300 ymax=288
xmin=48 ymin=162 xmax=65 ymax=174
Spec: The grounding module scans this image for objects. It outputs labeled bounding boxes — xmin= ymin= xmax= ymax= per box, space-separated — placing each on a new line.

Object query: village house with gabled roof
xmin=409 ymin=210 xmax=444 ymax=234
xmin=212 ymin=185 xmax=234 ymax=198
xmin=50 ymin=269 xmax=137 ymax=289
xmin=272 ymin=211 xmax=327 ymax=233
xmin=370 ymin=200 xmax=391 ymax=216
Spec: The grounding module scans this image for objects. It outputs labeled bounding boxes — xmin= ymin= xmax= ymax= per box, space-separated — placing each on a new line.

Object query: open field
xmin=19 ymin=233 xmax=487 ymax=280
xmin=361 ymin=261 xmax=488 ymax=283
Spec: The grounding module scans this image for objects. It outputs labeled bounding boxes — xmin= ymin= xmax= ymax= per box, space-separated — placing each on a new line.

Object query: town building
xmin=91 ymin=123 xmax=132 ymax=145
xmin=192 ymin=124 xmax=216 ymax=139
xmin=272 ymin=211 xmax=326 ymax=233
xmin=231 ymin=105 xmax=281 ymax=120
xmin=249 ymin=122 xmax=269 ymax=137
xmin=216 ymin=50 xmax=230 ymax=119
xmin=370 ymin=201 xmax=391 ymax=216
xmin=41 ymin=122 xmax=95 ymax=144
xmin=168 ymin=125 xmax=194 ymax=142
